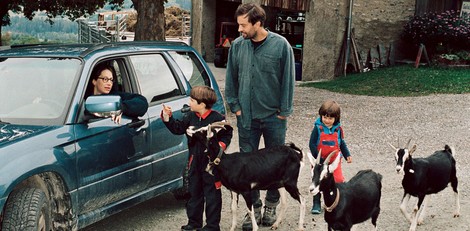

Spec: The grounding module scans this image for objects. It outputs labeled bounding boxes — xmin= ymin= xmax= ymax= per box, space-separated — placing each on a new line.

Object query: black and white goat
xmin=307 ymin=150 xmax=382 ymax=231
xmin=390 ymin=139 xmax=460 ymax=231
xmin=187 ymin=122 xmax=306 ymax=231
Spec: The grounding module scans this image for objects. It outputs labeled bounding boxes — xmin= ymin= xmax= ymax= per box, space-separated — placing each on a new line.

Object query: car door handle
xmin=181 ymin=104 xmax=191 ymax=113
xmin=127 ymin=119 xmax=145 ymax=129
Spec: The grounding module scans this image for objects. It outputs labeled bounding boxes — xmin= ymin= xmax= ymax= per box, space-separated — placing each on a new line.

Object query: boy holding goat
xmin=162 ymin=86 xmax=233 ymax=231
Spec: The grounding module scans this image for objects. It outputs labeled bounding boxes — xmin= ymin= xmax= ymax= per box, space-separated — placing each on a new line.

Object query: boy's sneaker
xmin=181 ymin=224 xmax=201 ymax=231
xmin=241 ymin=207 xmax=261 ymax=231
xmin=261 ymin=206 xmax=277 ymax=226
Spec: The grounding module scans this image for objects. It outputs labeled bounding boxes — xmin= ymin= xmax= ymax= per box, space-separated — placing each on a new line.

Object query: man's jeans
xmin=237 ymin=113 xmax=287 ymax=208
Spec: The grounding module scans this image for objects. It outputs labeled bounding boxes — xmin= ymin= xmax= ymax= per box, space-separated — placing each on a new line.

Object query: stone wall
xmin=302 ymin=0 xmax=415 ymax=81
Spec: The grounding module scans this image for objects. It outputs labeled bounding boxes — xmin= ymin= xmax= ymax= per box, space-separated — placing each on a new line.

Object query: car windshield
xmin=0 ymin=57 xmax=81 ymax=125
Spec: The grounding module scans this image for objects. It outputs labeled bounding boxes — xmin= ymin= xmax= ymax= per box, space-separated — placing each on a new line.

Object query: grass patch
xmin=300 ymin=65 xmax=470 ymax=96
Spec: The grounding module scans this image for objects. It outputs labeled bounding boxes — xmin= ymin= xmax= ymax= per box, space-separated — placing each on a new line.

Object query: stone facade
xmin=191 ymin=0 xmax=416 ymax=81
xmin=303 ymin=0 xmax=415 ymax=80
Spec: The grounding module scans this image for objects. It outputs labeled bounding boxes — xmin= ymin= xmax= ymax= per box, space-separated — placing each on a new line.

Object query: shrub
xmin=402 ymin=10 xmax=470 ymax=54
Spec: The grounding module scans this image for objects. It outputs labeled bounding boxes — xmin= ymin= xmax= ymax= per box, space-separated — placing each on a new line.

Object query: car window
xmin=168 ymin=51 xmax=211 ymax=87
xmin=0 ymin=57 xmax=80 ymax=125
xmin=130 ymin=54 xmax=181 ymax=104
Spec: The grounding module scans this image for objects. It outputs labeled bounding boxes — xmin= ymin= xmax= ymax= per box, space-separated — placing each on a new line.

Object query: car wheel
xmin=2 ymin=188 xmax=51 ymax=231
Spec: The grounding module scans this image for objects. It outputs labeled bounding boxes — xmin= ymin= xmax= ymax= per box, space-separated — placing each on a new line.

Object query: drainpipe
xmin=344 ymin=0 xmax=354 ymax=76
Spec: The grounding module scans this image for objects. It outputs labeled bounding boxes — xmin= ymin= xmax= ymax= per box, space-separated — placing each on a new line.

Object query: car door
xmin=75 ymin=59 xmax=152 ymax=214
xmin=129 ymin=53 xmax=189 ymax=188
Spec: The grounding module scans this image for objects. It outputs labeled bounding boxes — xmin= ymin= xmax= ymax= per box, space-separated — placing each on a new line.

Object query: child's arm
xmin=161 ymin=104 xmax=190 ymax=135
xmin=338 ymin=127 xmax=352 ymax=163
xmin=340 ymin=140 xmax=352 ymax=163
xmin=217 ymin=123 xmax=233 ymax=150
xmin=308 ymin=126 xmax=320 ymax=158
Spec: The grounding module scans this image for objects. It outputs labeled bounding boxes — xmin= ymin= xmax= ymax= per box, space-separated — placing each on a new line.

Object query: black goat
xmin=187 ymin=122 xmax=306 ymax=231
xmin=307 ymin=150 xmax=382 ymax=231
xmin=390 ymin=140 xmax=460 ymax=231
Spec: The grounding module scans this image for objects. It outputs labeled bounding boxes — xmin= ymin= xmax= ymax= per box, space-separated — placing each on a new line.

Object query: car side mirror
xmin=85 ymin=95 xmax=122 ymax=118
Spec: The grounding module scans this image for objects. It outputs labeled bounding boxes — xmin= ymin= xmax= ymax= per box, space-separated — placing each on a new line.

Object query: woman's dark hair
xmin=91 ymin=62 xmax=116 ymax=80
xmin=86 ymin=62 xmax=116 ymax=98
xmin=235 ymin=3 xmax=266 ymax=27
xmin=318 ymin=100 xmax=341 ymax=123
xmin=190 ymin=86 xmax=217 ymax=109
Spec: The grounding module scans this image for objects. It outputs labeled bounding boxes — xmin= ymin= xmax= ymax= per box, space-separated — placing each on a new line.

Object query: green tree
xmin=0 ymin=0 xmax=168 ymax=45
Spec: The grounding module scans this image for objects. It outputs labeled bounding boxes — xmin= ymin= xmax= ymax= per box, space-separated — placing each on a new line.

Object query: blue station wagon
xmin=0 ymin=42 xmax=225 ymax=230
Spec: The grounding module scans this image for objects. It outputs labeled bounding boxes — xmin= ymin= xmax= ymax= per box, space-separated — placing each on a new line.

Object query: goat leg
xmin=297 ymin=194 xmax=306 ymax=231
xmin=400 ymin=193 xmax=412 ymax=223
xmin=229 ymin=191 xmax=238 ymax=231
xmin=416 ymin=196 xmax=428 ymax=225
xmin=249 ymin=205 xmax=259 ymax=231
xmin=453 ymin=191 xmax=460 ymax=217
xmin=271 ymin=187 xmax=287 ymax=230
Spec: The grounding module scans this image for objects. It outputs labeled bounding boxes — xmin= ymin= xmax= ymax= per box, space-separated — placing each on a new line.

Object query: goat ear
xmin=409 ymin=144 xmax=417 ymax=155
xmin=186 ymin=126 xmax=196 ymax=137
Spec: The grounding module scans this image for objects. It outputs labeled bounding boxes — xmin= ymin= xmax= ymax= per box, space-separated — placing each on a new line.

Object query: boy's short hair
xmin=190 ymin=86 xmax=217 ymax=109
xmin=319 ymin=100 xmax=341 ymax=122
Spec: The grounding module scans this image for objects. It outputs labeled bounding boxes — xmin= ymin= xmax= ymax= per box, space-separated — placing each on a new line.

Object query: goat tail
xmin=286 ymin=142 xmax=303 ymax=162
xmin=444 ymin=144 xmax=455 ymax=157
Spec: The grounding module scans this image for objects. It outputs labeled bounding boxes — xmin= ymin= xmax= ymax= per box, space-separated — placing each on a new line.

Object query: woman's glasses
xmin=97 ymin=77 xmax=114 ymax=83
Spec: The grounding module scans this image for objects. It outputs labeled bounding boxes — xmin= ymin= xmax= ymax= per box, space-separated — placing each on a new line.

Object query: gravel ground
xmin=84 ymin=66 xmax=470 ymax=231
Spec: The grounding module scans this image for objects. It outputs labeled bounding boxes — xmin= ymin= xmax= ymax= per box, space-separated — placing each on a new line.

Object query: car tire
xmin=2 ymin=188 xmax=51 ymax=231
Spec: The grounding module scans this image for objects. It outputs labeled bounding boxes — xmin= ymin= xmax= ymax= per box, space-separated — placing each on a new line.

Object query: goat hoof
xmin=454 ymin=213 xmax=460 ymax=218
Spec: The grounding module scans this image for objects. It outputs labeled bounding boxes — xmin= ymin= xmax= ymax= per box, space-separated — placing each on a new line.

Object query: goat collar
xmin=324 ymin=188 xmax=340 ymax=212
xmin=213 ymin=147 xmax=224 ymax=165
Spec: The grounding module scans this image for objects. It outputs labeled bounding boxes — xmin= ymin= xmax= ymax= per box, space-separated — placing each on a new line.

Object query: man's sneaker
xmin=241 ymin=208 xmax=261 ymax=231
xmin=261 ymin=206 xmax=277 ymax=226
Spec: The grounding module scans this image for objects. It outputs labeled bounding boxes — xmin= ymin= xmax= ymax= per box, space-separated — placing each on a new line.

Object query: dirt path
xmin=84 ymin=82 xmax=470 ymax=231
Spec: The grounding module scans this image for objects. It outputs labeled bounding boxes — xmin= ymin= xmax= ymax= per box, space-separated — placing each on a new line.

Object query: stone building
xmin=190 ymin=0 xmax=464 ymax=81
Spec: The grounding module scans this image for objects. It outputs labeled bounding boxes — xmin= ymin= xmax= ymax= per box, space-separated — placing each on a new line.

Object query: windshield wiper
xmin=0 ymin=119 xmax=10 ymax=124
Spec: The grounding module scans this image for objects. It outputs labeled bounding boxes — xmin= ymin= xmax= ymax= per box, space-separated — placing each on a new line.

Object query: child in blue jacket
xmin=309 ymin=100 xmax=352 ymax=214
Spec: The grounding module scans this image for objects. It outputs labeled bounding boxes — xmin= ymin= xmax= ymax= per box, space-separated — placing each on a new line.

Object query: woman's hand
xmin=111 ymin=113 xmax=122 ymax=124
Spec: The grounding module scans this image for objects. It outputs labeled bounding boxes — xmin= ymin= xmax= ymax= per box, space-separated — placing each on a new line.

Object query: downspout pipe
xmin=344 ymin=0 xmax=354 ymax=76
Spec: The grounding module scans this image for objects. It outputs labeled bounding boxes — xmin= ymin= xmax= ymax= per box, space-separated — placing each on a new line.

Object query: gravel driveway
xmin=83 ymin=65 xmax=470 ymax=231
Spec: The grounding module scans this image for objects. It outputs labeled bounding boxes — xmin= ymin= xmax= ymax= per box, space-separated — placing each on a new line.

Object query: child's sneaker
xmin=311 ymin=194 xmax=321 ymax=214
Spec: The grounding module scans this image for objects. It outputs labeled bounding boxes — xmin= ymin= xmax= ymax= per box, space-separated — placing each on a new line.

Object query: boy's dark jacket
xmin=163 ymin=110 xmax=233 ymax=173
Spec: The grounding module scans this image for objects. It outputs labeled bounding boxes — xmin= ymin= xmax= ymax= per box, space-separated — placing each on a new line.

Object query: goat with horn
xmin=308 ymin=150 xmax=382 ymax=230
xmin=390 ymin=139 xmax=460 ymax=231
xmin=187 ymin=122 xmax=306 ymax=231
